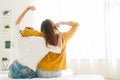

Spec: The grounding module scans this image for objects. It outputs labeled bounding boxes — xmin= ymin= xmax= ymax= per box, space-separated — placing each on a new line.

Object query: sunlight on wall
xmin=110 ymin=1 xmax=120 ymax=59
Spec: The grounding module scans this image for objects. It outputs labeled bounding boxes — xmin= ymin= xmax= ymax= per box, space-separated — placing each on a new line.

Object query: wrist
xmin=26 ymin=7 xmax=30 ymax=11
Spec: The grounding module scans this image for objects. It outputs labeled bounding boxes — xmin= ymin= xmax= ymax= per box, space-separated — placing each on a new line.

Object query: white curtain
xmin=33 ymin=0 xmax=120 ymax=80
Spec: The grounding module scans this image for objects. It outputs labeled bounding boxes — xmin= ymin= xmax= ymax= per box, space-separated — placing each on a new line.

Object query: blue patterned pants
xmin=8 ymin=60 xmax=36 ymax=79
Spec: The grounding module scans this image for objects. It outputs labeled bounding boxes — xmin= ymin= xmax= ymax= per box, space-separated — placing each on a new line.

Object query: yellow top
xmin=21 ymin=28 xmax=42 ymax=37
xmin=21 ymin=21 xmax=79 ymax=71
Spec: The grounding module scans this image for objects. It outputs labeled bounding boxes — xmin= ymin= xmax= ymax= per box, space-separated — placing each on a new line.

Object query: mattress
xmin=0 ymin=72 xmax=105 ymax=80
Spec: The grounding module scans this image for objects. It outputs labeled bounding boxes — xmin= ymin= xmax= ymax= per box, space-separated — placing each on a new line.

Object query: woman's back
xmin=12 ymin=26 xmax=61 ymax=70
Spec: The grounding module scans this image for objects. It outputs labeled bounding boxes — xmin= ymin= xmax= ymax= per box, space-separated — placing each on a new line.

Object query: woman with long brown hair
xmin=8 ymin=6 xmax=62 ymax=79
xmin=36 ymin=19 xmax=79 ymax=78
xmin=18 ymin=5 xmax=79 ymax=78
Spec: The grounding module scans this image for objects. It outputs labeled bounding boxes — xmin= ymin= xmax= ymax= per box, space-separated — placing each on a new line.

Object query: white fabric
xmin=0 ymin=72 xmax=105 ymax=80
xmin=11 ymin=26 xmax=61 ymax=70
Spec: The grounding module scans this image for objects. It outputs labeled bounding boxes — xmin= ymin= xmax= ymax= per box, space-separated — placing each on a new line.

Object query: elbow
xmin=69 ymin=21 xmax=80 ymax=27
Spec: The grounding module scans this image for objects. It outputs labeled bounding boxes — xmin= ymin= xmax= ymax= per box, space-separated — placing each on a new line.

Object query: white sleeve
xmin=48 ymin=45 xmax=61 ymax=54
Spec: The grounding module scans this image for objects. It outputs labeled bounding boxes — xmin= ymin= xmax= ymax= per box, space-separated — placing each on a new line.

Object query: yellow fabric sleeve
xmin=21 ymin=29 xmax=43 ymax=37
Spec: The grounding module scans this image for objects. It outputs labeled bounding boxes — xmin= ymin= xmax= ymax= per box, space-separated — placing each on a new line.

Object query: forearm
xmin=16 ymin=8 xmax=29 ymax=25
xmin=16 ymin=6 xmax=36 ymax=25
xmin=59 ymin=21 xmax=79 ymax=27
xmin=59 ymin=21 xmax=79 ymax=41
xmin=68 ymin=21 xmax=79 ymax=27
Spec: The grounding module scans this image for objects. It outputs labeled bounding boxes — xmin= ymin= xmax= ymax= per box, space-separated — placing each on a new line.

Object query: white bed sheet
xmin=0 ymin=73 xmax=105 ymax=80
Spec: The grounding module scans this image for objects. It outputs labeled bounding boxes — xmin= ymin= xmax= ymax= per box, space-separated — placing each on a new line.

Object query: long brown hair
xmin=41 ymin=19 xmax=59 ymax=46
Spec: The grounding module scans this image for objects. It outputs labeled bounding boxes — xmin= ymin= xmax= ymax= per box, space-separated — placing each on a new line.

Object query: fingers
xmin=25 ymin=27 xmax=34 ymax=30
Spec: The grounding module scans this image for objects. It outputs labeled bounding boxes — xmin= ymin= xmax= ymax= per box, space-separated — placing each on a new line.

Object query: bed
xmin=0 ymin=71 xmax=105 ymax=80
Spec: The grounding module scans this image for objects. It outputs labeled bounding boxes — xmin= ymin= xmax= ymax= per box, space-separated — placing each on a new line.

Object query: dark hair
xmin=41 ymin=19 xmax=59 ymax=46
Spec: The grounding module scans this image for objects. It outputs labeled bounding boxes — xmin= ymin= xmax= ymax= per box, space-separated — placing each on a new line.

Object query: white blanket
xmin=0 ymin=72 xmax=105 ymax=80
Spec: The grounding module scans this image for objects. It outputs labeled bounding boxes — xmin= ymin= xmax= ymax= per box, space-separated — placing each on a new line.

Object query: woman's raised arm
xmin=16 ymin=6 xmax=36 ymax=25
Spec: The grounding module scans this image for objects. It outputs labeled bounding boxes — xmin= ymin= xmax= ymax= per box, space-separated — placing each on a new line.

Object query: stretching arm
xmin=56 ymin=21 xmax=79 ymax=41
xmin=16 ymin=6 xmax=36 ymax=25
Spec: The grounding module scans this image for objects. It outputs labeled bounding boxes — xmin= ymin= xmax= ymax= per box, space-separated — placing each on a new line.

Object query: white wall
xmin=0 ymin=0 xmax=34 ymax=28
xmin=0 ymin=0 xmax=33 ymax=70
